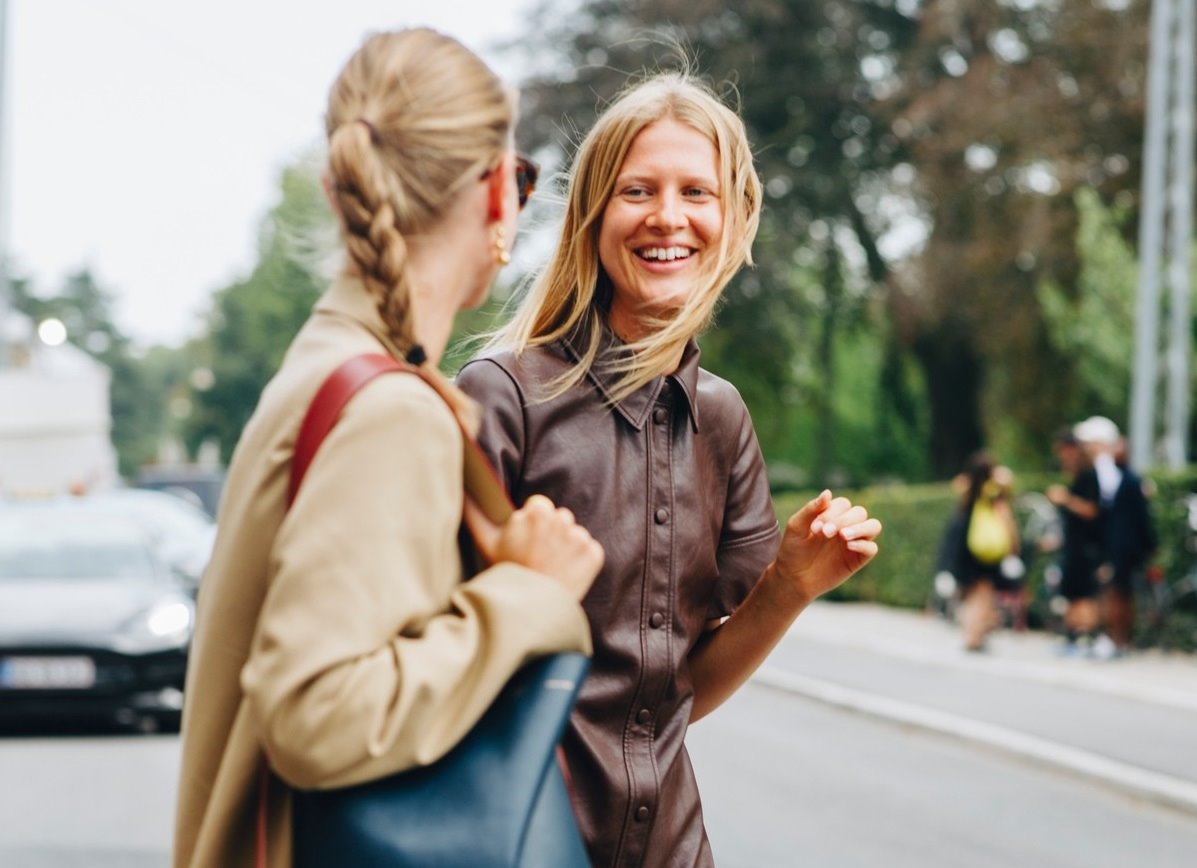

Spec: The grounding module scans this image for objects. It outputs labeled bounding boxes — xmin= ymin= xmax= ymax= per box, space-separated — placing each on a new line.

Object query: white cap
xmin=1073 ymin=415 xmax=1120 ymax=447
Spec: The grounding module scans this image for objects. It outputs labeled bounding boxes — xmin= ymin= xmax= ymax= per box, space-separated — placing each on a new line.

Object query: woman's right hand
xmin=487 ymin=494 xmax=604 ymax=601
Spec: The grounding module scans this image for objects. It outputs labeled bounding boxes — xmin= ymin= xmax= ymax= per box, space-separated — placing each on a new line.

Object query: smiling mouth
xmin=635 ymin=245 xmax=695 ymax=262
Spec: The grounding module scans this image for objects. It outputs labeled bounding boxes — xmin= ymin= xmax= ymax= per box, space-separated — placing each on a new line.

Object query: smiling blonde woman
xmin=458 ymin=72 xmax=882 ymax=867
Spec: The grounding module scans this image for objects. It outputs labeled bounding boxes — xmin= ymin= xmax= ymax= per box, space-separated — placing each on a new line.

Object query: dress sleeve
xmin=710 ymin=396 xmax=781 ymax=619
xmin=455 ymin=357 xmax=527 ymax=497
xmin=241 ymin=374 xmax=590 ymax=790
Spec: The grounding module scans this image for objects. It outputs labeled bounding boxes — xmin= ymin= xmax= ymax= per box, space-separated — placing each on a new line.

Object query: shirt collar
xmin=563 ymin=326 xmax=702 ymax=433
xmin=313 ymin=275 xmax=405 ymax=359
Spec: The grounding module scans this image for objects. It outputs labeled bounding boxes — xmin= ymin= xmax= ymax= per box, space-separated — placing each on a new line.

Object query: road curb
xmin=754 ymin=665 xmax=1197 ymax=818
xmin=788 ymin=625 xmax=1197 ymax=713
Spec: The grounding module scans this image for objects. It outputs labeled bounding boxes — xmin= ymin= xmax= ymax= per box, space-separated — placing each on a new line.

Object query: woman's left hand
xmin=769 ymin=490 xmax=882 ymax=606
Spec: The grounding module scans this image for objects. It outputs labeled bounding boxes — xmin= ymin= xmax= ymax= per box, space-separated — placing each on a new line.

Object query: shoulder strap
xmin=289 ymin=354 xmax=408 ymax=506
xmin=288 ymin=352 xmax=514 ymax=526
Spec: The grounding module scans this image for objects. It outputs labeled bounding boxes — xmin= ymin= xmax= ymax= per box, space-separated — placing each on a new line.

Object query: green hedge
xmin=774 ymin=469 xmax=1197 ymax=651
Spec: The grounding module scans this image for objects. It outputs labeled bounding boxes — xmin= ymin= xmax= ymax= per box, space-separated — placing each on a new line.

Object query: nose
xmin=645 ymin=189 xmax=686 ymax=232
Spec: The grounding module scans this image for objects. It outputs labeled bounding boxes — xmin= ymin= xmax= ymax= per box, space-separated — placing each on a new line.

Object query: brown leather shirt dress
xmin=457 ymin=332 xmax=781 ymax=868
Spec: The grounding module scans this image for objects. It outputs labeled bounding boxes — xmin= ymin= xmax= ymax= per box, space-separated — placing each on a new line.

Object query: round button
xmin=653 ymin=407 xmax=668 ymax=424
xmin=636 ymin=708 xmax=652 ymax=725
xmin=635 ymin=805 xmax=650 ymax=822
xmin=649 ymin=612 xmax=665 ymax=629
xmin=654 ymin=508 xmax=669 ymax=524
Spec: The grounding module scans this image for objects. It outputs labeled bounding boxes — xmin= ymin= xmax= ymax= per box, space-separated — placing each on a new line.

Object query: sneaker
xmin=1054 ymin=640 xmax=1082 ymax=658
xmin=1092 ymin=634 xmax=1118 ymax=660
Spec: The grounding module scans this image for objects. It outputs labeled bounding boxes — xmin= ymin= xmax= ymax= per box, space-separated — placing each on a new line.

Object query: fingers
xmin=796 ymin=492 xmax=881 ymax=542
xmin=787 ymin=489 xmax=831 ymax=536
xmin=522 ymin=493 xmax=556 ymax=514
xmin=840 ymin=517 xmax=882 ymax=542
xmin=519 ymin=494 xmax=577 ymax=523
xmin=845 ymin=539 xmax=879 ymax=557
xmin=813 ymin=501 xmax=860 ymax=537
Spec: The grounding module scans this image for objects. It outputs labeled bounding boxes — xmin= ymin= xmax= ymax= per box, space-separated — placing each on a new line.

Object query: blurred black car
xmin=84 ymin=487 xmax=217 ymax=589
xmin=0 ymin=500 xmax=194 ymax=731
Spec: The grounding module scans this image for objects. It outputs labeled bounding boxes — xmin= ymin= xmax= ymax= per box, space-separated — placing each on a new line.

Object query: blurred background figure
xmin=1046 ymin=427 xmax=1102 ymax=655
xmin=1074 ymin=416 xmax=1157 ymax=658
xmin=935 ymin=453 xmax=1021 ymax=652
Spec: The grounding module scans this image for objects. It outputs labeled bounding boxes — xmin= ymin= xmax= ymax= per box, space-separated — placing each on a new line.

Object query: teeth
xmin=639 ymin=246 xmax=692 ymax=261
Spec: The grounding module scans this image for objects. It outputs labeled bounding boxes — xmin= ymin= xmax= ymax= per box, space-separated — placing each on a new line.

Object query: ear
xmin=486 ymin=153 xmax=509 ymax=223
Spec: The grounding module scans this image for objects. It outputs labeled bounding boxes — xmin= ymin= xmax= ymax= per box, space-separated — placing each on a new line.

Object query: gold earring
xmin=492 ymin=225 xmax=512 ymax=266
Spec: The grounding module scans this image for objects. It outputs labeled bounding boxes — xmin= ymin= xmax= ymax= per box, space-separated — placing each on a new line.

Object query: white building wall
xmin=0 ymin=315 xmax=118 ymax=496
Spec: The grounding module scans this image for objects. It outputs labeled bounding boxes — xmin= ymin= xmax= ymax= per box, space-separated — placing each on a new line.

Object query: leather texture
xmin=457 ymin=331 xmax=781 ymax=868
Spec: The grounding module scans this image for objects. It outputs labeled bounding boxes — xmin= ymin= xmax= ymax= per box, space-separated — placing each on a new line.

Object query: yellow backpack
xmin=966 ymin=498 xmax=1012 ymax=565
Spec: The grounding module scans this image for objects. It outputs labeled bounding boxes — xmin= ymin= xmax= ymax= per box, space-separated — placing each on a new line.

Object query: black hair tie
xmin=405 ymin=345 xmax=428 ymax=366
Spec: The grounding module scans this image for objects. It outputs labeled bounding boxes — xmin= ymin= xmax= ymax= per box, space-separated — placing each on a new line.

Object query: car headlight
xmin=113 ymin=598 xmax=194 ymax=654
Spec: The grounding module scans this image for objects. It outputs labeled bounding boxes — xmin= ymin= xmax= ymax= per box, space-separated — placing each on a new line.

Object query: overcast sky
xmin=3 ymin=0 xmax=539 ymax=346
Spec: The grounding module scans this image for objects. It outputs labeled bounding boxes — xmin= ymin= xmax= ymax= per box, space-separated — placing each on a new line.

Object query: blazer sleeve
xmin=241 ymin=374 xmax=590 ymax=790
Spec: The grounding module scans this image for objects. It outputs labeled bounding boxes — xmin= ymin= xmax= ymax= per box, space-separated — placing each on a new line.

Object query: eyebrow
xmin=614 ymin=173 xmax=721 ymax=189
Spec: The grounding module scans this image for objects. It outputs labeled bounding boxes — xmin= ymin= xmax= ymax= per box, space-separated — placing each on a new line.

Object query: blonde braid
xmin=324 ymin=29 xmax=513 ymax=353
xmin=327 ymin=120 xmax=417 ymax=351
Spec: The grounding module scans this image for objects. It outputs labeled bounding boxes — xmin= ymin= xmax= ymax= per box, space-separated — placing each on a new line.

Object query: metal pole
xmin=0 ymin=0 xmax=10 ymax=367
xmin=1164 ymin=0 xmax=1194 ymax=469
xmin=1131 ymin=0 xmax=1175 ymax=470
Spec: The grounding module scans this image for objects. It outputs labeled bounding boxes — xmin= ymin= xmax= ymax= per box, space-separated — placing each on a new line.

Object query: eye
xmin=620 ymin=186 xmax=651 ymax=199
xmin=683 ymin=185 xmax=716 ymax=199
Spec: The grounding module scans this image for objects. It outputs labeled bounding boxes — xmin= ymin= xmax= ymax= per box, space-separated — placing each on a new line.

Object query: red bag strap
xmin=288 ymin=353 xmax=408 ymax=506
xmin=288 ymin=352 xmax=514 ymax=523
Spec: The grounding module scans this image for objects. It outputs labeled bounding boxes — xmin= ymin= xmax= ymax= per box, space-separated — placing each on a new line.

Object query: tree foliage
xmin=883 ymin=0 xmax=1149 ymax=470
xmin=185 ymin=156 xmax=333 ymax=461
xmin=510 ymin=0 xmax=1161 ymax=479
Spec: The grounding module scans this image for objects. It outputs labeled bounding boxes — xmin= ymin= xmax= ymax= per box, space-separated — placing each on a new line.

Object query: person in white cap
xmin=1073 ymin=416 xmax=1156 ymax=657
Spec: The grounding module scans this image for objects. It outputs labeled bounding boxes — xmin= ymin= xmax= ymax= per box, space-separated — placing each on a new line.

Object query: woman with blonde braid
xmin=173 ymin=29 xmax=602 ymax=867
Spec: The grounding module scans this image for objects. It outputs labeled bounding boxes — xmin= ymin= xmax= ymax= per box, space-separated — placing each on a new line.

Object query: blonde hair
xmin=325 ymin=29 xmax=512 ymax=354
xmin=489 ymin=72 xmax=761 ymax=403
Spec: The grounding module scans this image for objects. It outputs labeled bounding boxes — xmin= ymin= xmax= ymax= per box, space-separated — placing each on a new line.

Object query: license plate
xmin=0 ymin=656 xmax=97 ymax=689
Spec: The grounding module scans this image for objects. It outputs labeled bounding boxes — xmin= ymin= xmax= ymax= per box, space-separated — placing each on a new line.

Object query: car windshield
xmin=88 ymin=491 xmax=214 ymax=543
xmin=0 ymin=512 xmax=158 ymax=581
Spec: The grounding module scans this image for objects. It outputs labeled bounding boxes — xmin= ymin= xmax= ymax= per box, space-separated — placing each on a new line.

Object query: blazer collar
xmin=312 ymin=276 xmax=484 ymax=436
xmin=313 ymin=276 xmax=405 ymax=359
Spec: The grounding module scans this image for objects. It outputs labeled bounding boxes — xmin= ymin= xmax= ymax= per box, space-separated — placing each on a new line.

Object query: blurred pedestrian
xmin=456 ymin=72 xmax=882 ymax=867
xmin=936 ymin=452 xmax=1020 ymax=652
xmin=172 ymin=29 xmax=604 ymax=868
xmin=1046 ymin=427 xmax=1102 ymax=654
xmin=1074 ymin=415 xmax=1156 ymax=657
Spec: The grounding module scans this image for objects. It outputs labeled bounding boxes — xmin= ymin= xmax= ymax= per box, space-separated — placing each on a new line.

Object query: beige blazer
xmin=172 ymin=277 xmax=592 ymax=868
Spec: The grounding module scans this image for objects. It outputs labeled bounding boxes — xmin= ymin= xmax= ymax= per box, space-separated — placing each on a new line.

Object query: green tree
xmin=186 ymin=155 xmax=333 ymax=460
xmin=884 ymin=0 xmax=1150 ymax=471
xmin=1039 ymin=186 xmax=1197 ymax=450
